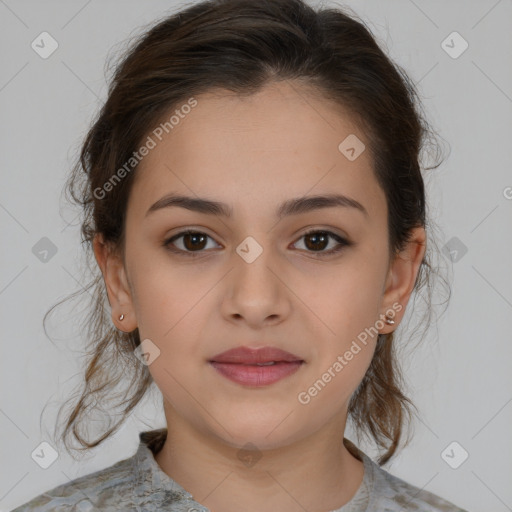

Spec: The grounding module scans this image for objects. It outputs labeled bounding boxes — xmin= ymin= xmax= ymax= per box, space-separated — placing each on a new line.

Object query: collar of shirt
xmin=130 ymin=428 xmax=375 ymax=512
xmin=131 ymin=428 xmax=207 ymax=511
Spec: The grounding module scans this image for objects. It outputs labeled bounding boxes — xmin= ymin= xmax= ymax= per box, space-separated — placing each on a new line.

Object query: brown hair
xmin=43 ymin=0 xmax=450 ymax=465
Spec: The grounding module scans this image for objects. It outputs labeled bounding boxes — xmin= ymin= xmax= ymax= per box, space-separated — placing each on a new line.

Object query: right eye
xmin=163 ymin=230 xmax=221 ymax=256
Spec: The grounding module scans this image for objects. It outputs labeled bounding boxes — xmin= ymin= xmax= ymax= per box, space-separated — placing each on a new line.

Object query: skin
xmin=93 ymin=80 xmax=426 ymax=512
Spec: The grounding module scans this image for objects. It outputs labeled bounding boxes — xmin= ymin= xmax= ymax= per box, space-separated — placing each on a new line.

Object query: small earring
xmin=119 ymin=314 xmax=125 ymax=321
xmin=385 ymin=315 xmax=395 ymax=325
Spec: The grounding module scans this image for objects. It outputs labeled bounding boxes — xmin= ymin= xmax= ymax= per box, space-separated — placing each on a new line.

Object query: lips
xmin=209 ymin=346 xmax=304 ymax=387
xmin=209 ymin=346 xmax=303 ymax=364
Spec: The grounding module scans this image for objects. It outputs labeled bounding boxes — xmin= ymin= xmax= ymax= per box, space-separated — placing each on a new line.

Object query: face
xmin=94 ymin=80 xmax=425 ymax=451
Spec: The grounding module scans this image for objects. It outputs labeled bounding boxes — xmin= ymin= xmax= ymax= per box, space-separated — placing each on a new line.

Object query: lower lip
xmin=209 ymin=361 xmax=303 ymax=386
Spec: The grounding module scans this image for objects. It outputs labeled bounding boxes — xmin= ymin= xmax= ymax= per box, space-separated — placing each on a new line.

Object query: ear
xmin=379 ymin=226 xmax=426 ymax=334
xmin=93 ymin=233 xmax=137 ymax=332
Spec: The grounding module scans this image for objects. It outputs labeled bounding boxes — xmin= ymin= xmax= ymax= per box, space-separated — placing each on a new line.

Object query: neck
xmin=153 ymin=408 xmax=365 ymax=512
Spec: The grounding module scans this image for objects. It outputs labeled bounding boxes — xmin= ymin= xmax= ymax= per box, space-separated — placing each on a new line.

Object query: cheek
xmin=127 ymin=248 xmax=205 ymax=335
xmin=296 ymin=288 xmax=378 ymax=418
xmin=308 ymin=259 xmax=385 ymax=341
xmin=298 ymin=255 xmax=383 ymax=399
xmin=138 ymin=306 xmax=210 ymax=416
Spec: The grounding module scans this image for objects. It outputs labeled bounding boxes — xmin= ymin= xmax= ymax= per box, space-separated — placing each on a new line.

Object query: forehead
xmin=129 ymin=80 xmax=385 ymax=220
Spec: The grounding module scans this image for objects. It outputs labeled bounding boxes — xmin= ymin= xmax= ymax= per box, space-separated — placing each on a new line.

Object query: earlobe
xmin=380 ymin=226 xmax=427 ymax=333
xmin=92 ymin=233 xmax=137 ymax=332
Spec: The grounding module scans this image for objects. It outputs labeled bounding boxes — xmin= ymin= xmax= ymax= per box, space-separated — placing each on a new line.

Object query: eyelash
xmin=163 ymin=229 xmax=352 ymax=258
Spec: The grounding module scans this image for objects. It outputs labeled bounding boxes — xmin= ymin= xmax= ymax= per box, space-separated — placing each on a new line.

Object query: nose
xmin=220 ymin=238 xmax=292 ymax=329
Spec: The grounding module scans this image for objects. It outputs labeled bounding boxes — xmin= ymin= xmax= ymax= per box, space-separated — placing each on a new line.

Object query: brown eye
xmin=304 ymin=231 xmax=329 ymax=251
xmin=163 ymin=229 xmax=351 ymax=258
xmin=293 ymin=230 xmax=351 ymax=256
xmin=164 ymin=230 xmax=220 ymax=255
xmin=181 ymin=232 xmax=208 ymax=251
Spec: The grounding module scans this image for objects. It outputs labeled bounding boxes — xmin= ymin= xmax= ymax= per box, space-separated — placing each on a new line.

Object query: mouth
xmin=210 ymin=345 xmax=303 ymax=364
xmin=209 ymin=346 xmax=304 ymax=387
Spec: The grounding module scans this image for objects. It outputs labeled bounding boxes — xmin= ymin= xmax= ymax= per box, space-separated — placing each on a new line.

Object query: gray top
xmin=11 ymin=429 xmax=468 ymax=511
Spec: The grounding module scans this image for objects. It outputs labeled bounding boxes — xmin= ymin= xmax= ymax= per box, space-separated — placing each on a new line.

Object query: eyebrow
xmin=145 ymin=192 xmax=368 ymax=219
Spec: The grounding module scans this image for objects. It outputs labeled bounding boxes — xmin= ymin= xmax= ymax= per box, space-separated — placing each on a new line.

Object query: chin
xmin=206 ymin=413 xmax=306 ymax=452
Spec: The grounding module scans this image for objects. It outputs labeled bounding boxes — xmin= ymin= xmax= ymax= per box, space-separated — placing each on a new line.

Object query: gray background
xmin=1 ymin=1 xmax=511 ymax=511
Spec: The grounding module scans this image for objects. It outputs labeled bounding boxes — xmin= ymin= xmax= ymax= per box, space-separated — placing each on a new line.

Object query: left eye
xmin=292 ymin=230 xmax=350 ymax=256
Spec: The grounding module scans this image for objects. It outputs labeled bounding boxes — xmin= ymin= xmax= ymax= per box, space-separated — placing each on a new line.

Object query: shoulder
xmin=365 ymin=455 xmax=468 ymax=512
xmin=9 ymin=455 xmax=135 ymax=512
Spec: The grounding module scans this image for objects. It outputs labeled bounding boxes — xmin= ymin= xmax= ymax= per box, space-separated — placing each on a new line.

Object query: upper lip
xmin=209 ymin=346 xmax=303 ymax=364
